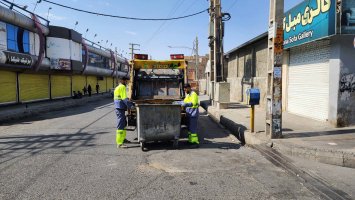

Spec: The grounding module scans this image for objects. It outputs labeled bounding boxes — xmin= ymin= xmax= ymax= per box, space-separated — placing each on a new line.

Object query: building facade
xmin=0 ymin=3 xmax=128 ymax=105
xmin=225 ymin=0 xmax=355 ymax=127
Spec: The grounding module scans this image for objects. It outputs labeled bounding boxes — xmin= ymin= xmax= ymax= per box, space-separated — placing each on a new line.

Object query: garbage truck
xmin=127 ymin=54 xmax=187 ymax=150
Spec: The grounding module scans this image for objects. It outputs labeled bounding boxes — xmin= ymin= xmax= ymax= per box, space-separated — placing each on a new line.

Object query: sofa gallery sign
xmin=283 ymin=0 xmax=336 ymax=49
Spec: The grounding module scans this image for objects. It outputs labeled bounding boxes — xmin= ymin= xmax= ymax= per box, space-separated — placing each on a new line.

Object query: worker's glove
xmin=184 ymin=103 xmax=193 ymax=107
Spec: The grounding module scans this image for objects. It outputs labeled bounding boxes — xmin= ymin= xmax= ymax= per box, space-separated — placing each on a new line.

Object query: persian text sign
xmin=283 ymin=0 xmax=336 ymax=49
xmin=4 ymin=51 xmax=32 ymax=68
xmin=133 ymin=60 xmax=186 ymax=69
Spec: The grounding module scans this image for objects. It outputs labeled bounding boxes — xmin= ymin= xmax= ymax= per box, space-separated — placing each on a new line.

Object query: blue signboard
xmin=283 ymin=0 xmax=336 ymax=49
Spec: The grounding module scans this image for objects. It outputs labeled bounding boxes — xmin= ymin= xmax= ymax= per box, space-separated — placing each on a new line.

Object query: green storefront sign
xmin=283 ymin=0 xmax=336 ymax=49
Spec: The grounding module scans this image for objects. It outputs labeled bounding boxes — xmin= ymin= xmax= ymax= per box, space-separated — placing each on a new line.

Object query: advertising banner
xmin=341 ymin=0 xmax=355 ymax=34
xmin=283 ymin=0 xmax=336 ymax=49
xmin=50 ymin=58 xmax=71 ymax=70
xmin=0 ymin=22 xmax=6 ymax=51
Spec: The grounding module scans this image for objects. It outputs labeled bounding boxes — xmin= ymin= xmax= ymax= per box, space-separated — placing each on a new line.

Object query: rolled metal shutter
xmin=51 ymin=75 xmax=71 ymax=98
xmin=0 ymin=71 xmax=17 ymax=104
xmin=87 ymin=76 xmax=97 ymax=92
xmin=19 ymin=74 xmax=49 ymax=102
xmin=98 ymin=77 xmax=106 ymax=92
xmin=87 ymin=76 xmax=96 ymax=89
xmin=107 ymin=77 xmax=114 ymax=90
xmin=72 ymin=75 xmax=86 ymax=93
xmin=288 ymin=40 xmax=330 ymax=121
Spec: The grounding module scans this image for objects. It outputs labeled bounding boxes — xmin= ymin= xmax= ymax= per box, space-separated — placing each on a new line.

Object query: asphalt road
xmin=0 ymin=98 xmax=351 ymax=199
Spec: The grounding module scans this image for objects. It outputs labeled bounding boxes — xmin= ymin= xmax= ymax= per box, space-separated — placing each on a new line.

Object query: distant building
xmin=185 ymin=54 xmax=208 ymax=82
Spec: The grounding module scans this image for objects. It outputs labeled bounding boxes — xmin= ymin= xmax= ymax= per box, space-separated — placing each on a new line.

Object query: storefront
xmin=283 ymin=0 xmax=336 ymax=121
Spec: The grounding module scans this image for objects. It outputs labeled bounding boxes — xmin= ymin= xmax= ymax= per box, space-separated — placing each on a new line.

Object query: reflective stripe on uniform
xmin=114 ymin=84 xmax=127 ymax=100
xmin=184 ymin=91 xmax=199 ymax=108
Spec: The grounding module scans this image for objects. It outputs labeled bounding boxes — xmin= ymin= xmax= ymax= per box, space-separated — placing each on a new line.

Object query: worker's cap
xmin=183 ymin=83 xmax=191 ymax=88
xmin=121 ymin=77 xmax=129 ymax=81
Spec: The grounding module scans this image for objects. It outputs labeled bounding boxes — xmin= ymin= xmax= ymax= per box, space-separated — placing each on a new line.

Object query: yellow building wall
xmin=51 ymin=75 xmax=71 ymax=98
xmin=72 ymin=75 xmax=86 ymax=93
xmin=0 ymin=71 xmax=17 ymax=104
xmin=19 ymin=74 xmax=49 ymax=102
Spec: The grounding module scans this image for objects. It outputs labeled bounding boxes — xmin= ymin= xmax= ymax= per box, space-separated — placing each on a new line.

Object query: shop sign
xmin=4 ymin=51 xmax=32 ymax=68
xmin=283 ymin=0 xmax=336 ymax=49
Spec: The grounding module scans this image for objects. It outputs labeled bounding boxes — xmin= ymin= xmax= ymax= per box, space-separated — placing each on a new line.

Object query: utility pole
xmin=195 ymin=36 xmax=199 ymax=80
xmin=213 ymin=0 xmax=222 ymax=82
xmin=266 ymin=0 xmax=284 ymax=139
xmin=208 ymin=0 xmax=215 ymax=99
xmin=129 ymin=43 xmax=140 ymax=60
xmin=115 ymin=47 xmax=119 ymax=85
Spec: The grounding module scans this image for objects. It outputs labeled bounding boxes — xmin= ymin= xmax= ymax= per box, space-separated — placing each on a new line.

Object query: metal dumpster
xmin=136 ymin=104 xmax=181 ymax=150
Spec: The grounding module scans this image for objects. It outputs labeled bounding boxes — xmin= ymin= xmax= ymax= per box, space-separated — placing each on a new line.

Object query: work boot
xmin=117 ymin=144 xmax=128 ymax=148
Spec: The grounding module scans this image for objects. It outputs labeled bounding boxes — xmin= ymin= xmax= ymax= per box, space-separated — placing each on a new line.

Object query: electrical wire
xmin=37 ymin=0 xmax=208 ymax=21
xmin=145 ymin=0 xmax=187 ymax=44
xmin=227 ymin=0 xmax=239 ymax=12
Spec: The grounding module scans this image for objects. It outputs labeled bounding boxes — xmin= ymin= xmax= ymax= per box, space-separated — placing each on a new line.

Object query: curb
xmin=0 ymin=94 xmax=111 ymax=123
xmin=200 ymin=99 xmax=355 ymax=169
xmin=200 ymin=101 xmax=240 ymax=143
xmin=200 ymin=100 xmax=267 ymax=145
xmin=272 ymin=141 xmax=355 ymax=169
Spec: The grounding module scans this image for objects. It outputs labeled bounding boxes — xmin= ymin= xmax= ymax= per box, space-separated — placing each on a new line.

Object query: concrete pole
xmin=214 ymin=0 xmax=222 ymax=82
xmin=208 ymin=0 xmax=214 ymax=99
xmin=266 ymin=0 xmax=284 ymax=139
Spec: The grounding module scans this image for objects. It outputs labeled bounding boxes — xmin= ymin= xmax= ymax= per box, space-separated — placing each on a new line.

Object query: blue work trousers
xmin=115 ymin=109 xmax=127 ymax=129
xmin=186 ymin=108 xmax=199 ymax=133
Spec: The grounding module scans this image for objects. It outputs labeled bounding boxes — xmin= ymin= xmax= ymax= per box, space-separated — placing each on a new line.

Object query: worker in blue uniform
xmin=114 ymin=77 xmax=133 ymax=148
xmin=182 ymin=83 xmax=199 ymax=145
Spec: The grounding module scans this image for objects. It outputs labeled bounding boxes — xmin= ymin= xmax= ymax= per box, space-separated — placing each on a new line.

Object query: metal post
xmin=251 ymin=105 xmax=255 ymax=133
xmin=266 ymin=0 xmax=284 ymax=139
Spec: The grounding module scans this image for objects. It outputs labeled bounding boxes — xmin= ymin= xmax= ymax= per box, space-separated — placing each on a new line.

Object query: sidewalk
xmin=199 ymin=95 xmax=355 ymax=168
xmin=0 ymin=93 xmax=111 ymax=123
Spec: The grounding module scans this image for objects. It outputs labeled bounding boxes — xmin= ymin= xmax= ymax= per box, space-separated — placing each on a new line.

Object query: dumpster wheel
xmin=173 ymin=140 xmax=179 ymax=149
xmin=140 ymin=142 xmax=147 ymax=152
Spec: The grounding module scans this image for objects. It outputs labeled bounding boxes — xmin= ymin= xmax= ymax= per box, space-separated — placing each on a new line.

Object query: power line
xmin=145 ymin=0 xmax=187 ymax=44
xmin=37 ymin=0 xmax=208 ymax=21
xmin=227 ymin=0 xmax=239 ymax=12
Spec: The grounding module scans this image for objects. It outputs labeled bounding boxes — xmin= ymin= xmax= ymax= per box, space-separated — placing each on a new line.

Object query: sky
xmin=10 ymin=0 xmax=302 ymax=60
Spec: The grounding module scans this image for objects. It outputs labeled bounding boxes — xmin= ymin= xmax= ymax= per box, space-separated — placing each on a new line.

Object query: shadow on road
xmin=282 ymin=129 xmax=355 ymax=139
xmin=0 ymin=132 xmax=109 ymax=165
xmin=0 ymin=98 xmax=113 ymax=126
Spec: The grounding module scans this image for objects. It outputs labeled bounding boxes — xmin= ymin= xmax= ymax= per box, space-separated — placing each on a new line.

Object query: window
xmin=6 ymin=24 xmax=30 ymax=54
xmin=88 ymin=51 xmax=110 ymax=69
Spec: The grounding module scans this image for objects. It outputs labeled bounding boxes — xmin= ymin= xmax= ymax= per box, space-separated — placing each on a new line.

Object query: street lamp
xmin=168 ymin=41 xmax=199 ymax=80
xmin=46 ymin=7 xmax=52 ymax=21
xmin=74 ymin=21 xmax=78 ymax=30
